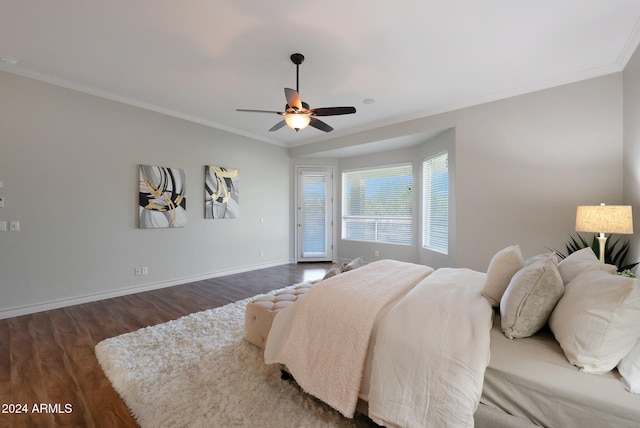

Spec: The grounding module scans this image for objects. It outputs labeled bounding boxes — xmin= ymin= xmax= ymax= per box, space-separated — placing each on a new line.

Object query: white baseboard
xmin=0 ymin=259 xmax=292 ymax=320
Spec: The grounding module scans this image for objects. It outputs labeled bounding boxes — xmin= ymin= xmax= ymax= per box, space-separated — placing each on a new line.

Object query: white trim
xmin=616 ymin=15 xmax=640 ymax=68
xmin=0 ymin=259 xmax=291 ymax=320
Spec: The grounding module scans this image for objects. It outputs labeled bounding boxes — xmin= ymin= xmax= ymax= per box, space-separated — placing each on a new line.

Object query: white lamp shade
xmin=575 ymin=205 xmax=633 ymax=234
xmin=285 ymin=113 xmax=310 ymax=131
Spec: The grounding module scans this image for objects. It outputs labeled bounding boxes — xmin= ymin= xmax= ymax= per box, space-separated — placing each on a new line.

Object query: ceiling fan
xmin=236 ymin=53 xmax=356 ymax=133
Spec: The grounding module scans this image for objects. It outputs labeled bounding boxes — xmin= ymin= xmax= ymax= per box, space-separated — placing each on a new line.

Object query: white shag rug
xmin=95 ymin=295 xmax=375 ymax=428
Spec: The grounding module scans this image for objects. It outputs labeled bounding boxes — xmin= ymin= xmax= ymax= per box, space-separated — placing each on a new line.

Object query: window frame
xmin=422 ymin=151 xmax=449 ymax=254
xmin=341 ymin=162 xmax=413 ymax=246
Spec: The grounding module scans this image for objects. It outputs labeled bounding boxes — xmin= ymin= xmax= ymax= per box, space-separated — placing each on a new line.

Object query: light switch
xmin=9 ymin=221 xmax=19 ymax=231
xmin=0 ymin=221 xmax=6 ymax=232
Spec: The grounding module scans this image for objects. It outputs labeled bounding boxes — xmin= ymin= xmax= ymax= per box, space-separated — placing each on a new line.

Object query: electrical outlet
xmin=0 ymin=221 xmax=6 ymax=232
xmin=9 ymin=221 xmax=19 ymax=231
xmin=142 ymin=266 xmax=148 ymax=275
xmin=374 ymin=250 xmax=380 ymax=257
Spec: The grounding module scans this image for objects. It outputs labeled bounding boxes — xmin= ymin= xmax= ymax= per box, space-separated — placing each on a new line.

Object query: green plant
xmin=619 ymin=269 xmax=637 ymax=278
xmin=554 ymin=233 xmax=638 ymax=273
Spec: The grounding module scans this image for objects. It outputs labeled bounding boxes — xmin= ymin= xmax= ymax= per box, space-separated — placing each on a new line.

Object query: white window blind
xmin=342 ymin=163 xmax=412 ymax=245
xmin=423 ymin=152 xmax=449 ymax=253
xmin=302 ymin=173 xmax=327 ymax=256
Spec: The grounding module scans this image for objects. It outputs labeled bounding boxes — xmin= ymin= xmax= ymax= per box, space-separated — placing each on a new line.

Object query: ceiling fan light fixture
xmin=285 ymin=113 xmax=311 ymax=131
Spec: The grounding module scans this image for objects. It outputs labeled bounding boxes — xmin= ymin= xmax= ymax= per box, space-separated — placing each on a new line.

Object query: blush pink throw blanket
xmin=265 ymin=259 xmax=434 ymax=417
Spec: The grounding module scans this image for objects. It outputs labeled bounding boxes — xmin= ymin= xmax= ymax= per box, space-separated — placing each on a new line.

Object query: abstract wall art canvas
xmin=205 ymin=165 xmax=239 ymax=219
xmin=139 ymin=165 xmax=187 ymax=228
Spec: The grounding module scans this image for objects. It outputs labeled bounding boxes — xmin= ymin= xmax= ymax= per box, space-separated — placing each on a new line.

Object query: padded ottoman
xmin=244 ymin=281 xmax=315 ymax=349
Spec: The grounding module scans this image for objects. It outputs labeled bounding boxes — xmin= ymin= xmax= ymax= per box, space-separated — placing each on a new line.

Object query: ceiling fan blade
xmin=284 ymin=88 xmax=302 ymax=111
xmin=269 ymin=120 xmax=287 ymax=132
xmin=309 ymin=117 xmax=334 ymax=133
xmin=236 ymin=109 xmax=283 ymax=115
xmin=311 ymin=106 xmax=357 ymax=116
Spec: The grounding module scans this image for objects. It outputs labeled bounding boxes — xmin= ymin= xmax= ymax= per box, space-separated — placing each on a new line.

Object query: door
xmin=296 ymin=167 xmax=333 ymax=262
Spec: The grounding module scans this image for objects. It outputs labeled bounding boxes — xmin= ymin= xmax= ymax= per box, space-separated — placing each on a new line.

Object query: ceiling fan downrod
xmin=291 ymin=53 xmax=304 ymax=94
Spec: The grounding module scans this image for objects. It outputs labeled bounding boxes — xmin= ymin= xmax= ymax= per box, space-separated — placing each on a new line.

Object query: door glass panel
xmin=302 ymin=174 xmax=326 ymax=257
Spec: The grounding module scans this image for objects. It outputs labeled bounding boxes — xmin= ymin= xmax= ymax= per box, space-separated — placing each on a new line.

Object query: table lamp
xmin=575 ymin=203 xmax=634 ymax=262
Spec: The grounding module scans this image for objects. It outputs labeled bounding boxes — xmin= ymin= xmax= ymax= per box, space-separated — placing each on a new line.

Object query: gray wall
xmin=0 ymin=71 xmax=291 ymax=318
xmin=454 ymin=73 xmax=622 ymax=270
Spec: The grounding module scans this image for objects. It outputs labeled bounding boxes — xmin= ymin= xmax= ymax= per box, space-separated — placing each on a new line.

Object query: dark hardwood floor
xmin=0 ymin=262 xmax=332 ymax=428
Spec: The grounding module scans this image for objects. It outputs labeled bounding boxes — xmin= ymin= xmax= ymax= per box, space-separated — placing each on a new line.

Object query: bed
xmin=264 ymin=248 xmax=640 ymax=427
xmin=484 ymin=315 xmax=640 ymax=427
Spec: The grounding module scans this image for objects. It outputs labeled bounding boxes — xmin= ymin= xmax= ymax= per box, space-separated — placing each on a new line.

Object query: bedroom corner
xmin=624 ymin=40 xmax=640 ymax=266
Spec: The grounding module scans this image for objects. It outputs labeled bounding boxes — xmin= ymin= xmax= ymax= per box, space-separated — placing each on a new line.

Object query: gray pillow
xmin=500 ymin=255 xmax=563 ymax=339
xmin=322 ymin=260 xmax=346 ymax=280
xmin=344 ymin=257 xmax=364 ymax=272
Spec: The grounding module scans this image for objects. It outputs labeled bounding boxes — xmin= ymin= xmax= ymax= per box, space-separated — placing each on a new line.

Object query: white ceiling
xmin=2 ymin=1 xmax=640 ymax=150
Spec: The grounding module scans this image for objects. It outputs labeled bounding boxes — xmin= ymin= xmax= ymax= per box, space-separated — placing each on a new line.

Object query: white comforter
xmin=368 ymin=268 xmax=493 ymax=428
xmin=265 ymin=264 xmax=494 ymax=427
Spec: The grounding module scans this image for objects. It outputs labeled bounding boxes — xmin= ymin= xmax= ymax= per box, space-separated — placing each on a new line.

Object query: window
xmin=342 ymin=163 xmax=413 ymax=245
xmin=423 ymin=152 xmax=448 ymax=253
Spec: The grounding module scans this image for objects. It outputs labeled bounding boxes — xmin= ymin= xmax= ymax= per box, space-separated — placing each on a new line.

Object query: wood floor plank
xmin=30 ymin=311 xmax=87 ymax=428
xmin=0 ymin=319 xmax=10 ymax=404
xmin=0 ymin=262 xmax=330 ymax=427
xmin=59 ymin=307 xmax=132 ymax=428
xmin=8 ymin=316 xmax=46 ymax=428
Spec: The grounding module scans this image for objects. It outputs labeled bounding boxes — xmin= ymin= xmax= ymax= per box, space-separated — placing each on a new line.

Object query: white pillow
xmin=556 ymin=247 xmax=617 ymax=284
xmin=481 ymin=245 xmax=524 ymax=307
xmin=500 ymin=255 xmax=563 ymax=339
xmin=549 ymin=270 xmax=640 ymax=373
xmin=619 ymin=339 xmax=640 ymax=394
